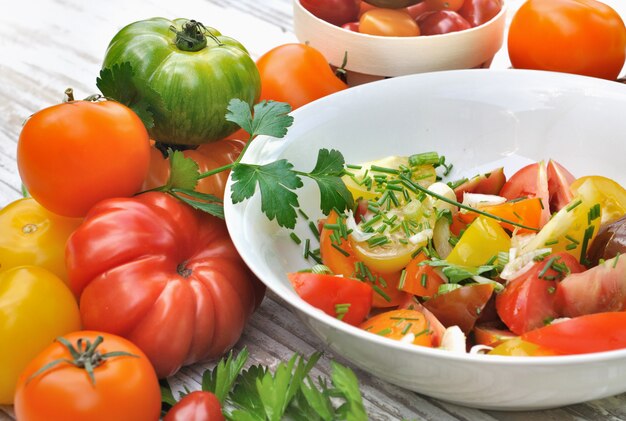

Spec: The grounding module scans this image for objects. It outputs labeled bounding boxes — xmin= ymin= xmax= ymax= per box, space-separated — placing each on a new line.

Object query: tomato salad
xmin=289 ymin=153 xmax=626 ymax=356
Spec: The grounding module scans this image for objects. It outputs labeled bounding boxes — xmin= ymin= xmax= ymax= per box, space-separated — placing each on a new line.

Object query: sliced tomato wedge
xmin=496 ymin=252 xmax=585 ymax=335
xmin=473 ymin=322 xmax=516 ymax=347
xmin=288 ymin=272 xmax=372 ymax=326
xmin=522 ymin=312 xmax=626 ymax=355
xmin=453 ymin=167 xmax=506 ymax=202
xmin=359 ymin=309 xmax=435 ymax=347
xmin=547 ymin=159 xmax=575 ymax=212
xmin=422 ymin=283 xmax=495 ymax=335
xmin=399 ymin=252 xmax=445 ymax=297
xmin=458 ymin=197 xmax=543 ymax=234
xmin=499 ymin=162 xmax=551 ymax=227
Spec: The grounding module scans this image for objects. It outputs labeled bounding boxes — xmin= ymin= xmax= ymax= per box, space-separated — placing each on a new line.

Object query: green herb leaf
xmin=231 ymin=161 xmax=303 ymax=228
xmin=160 ymin=379 xmax=177 ymax=407
xmin=172 ymin=192 xmax=225 ymax=219
xmin=168 ymin=150 xmax=200 ymax=191
xmin=228 ymin=365 xmax=269 ymax=419
xmin=226 ymin=99 xmax=294 ymax=139
xmin=296 ymin=378 xmax=334 ymax=421
xmin=96 ymin=62 xmax=166 ymax=130
xmin=422 ymin=260 xmax=495 ymax=283
xmin=330 ymin=362 xmax=368 ymax=421
xmin=307 ymin=149 xmax=354 ymax=215
xmin=202 ymin=348 xmax=249 ymax=403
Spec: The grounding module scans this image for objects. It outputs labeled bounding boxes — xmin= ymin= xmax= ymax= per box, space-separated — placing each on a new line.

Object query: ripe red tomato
xmin=508 ymin=0 xmax=626 ymax=80
xmin=522 ymin=312 xmax=626 ymax=355
xmin=257 ymin=44 xmax=347 ymax=110
xmin=143 ymin=138 xmax=245 ymax=200
xmin=417 ymin=11 xmax=471 ymax=35
xmin=301 ymin=0 xmax=360 ymax=26
xmin=425 ymin=0 xmax=465 ymax=12
xmin=360 ymin=9 xmax=421 ymax=36
xmin=164 ymin=391 xmax=224 ymax=421
xmin=17 ymin=99 xmax=150 ymax=217
xmin=453 ymin=167 xmax=506 ymax=202
xmin=342 ymin=21 xmax=361 ymax=32
xmin=546 ymin=159 xmax=575 ymax=212
xmin=496 ymin=252 xmax=585 ymax=335
xmin=14 ymin=331 xmax=161 ymax=421
xmin=66 ymin=192 xmax=264 ymax=378
xmin=458 ymin=0 xmax=502 ymax=27
xmin=289 ymin=272 xmax=373 ymax=326
xmin=499 ymin=162 xmax=551 ymax=227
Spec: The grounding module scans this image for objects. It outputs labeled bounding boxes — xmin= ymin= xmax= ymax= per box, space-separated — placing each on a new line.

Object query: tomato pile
xmin=290 ymin=154 xmax=626 ymax=357
xmin=300 ymin=0 xmax=503 ymax=36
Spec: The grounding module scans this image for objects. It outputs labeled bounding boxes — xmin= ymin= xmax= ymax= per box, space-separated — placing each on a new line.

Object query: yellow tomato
xmin=488 ymin=337 xmax=557 ymax=357
xmin=0 ymin=198 xmax=82 ymax=282
xmin=0 ymin=266 xmax=81 ymax=403
xmin=570 ymin=176 xmax=626 ymax=226
xmin=447 ymin=216 xmax=511 ymax=267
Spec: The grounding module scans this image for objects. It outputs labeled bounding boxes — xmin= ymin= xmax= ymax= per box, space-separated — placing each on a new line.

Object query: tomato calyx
xmin=177 ymin=262 xmax=193 ymax=278
xmin=170 ymin=20 xmax=212 ymax=52
xmin=28 ymin=336 xmax=138 ymax=386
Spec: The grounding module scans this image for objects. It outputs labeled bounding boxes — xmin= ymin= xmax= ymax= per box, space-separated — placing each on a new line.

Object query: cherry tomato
xmin=364 ymin=0 xmax=423 ymax=7
xmin=400 ymin=252 xmax=445 ymax=297
xmin=360 ymin=9 xmax=421 ymax=36
xmin=143 ymin=138 xmax=245 ymax=200
xmin=508 ymin=0 xmax=626 ymax=80
xmin=522 ymin=312 xmax=626 ymax=355
xmin=546 ymin=159 xmax=575 ymax=212
xmin=425 ymin=0 xmax=465 ymax=12
xmin=446 ymin=216 xmax=511 ymax=267
xmin=164 ymin=391 xmax=224 ymax=421
xmin=17 ymin=98 xmax=150 ymax=217
xmin=496 ymin=252 xmax=585 ymax=335
xmin=458 ymin=0 xmax=501 ymax=27
xmin=360 ymin=309 xmax=434 ymax=347
xmin=289 ymin=272 xmax=373 ymax=326
xmin=301 ymin=0 xmax=360 ymax=26
xmin=500 ymin=162 xmax=550 ymax=227
xmin=417 ymin=11 xmax=471 ymax=35
xmin=342 ymin=21 xmax=360 ymax=32
xmin=423 ymin=283 xmax=495 ymax=335
xmin=257 ymin=44 xmax=347 ymax=110
xmin=458 ymin=197 xmax=543 ymax=234
xmin=14 ymin=331 xmax=161 ymax=421
xmin=0 ymin=198 xmax=82 ymax=282
xmin=404 ymin=2 xmax=431 ymax=19
xmin=453 ymin=167 xmax=506 ymax=202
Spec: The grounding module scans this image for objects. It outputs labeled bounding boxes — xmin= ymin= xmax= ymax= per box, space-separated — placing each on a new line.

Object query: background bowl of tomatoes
xmin=293 ymin=0 xmax=506 ymax=78
xmin=225 ymin=69 xmax=626 ymax=410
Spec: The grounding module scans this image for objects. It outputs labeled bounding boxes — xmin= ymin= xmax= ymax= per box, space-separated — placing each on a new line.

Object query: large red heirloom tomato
xmin=66 ymin=192 xmax=264 ymax=378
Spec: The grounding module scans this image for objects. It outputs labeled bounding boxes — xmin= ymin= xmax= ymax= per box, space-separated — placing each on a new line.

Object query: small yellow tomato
xmin=447 ymin=216 xmax=511 ymax=267
xmin=570 ymin=176 xmax=626 ymax=226
xmin=0 ymin=198 xmax=82 ymax=282
xmin=488 ymin=337 xmax=557 ymax=357
xmin=0 ymin=266 xmax=81 ymax=403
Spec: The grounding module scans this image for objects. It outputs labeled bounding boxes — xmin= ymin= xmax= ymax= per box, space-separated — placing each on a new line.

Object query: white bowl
xmin=224 ymin=69 xmax=626 ymax=410
xmin=293 ymin=0 xmax=507 ymax=77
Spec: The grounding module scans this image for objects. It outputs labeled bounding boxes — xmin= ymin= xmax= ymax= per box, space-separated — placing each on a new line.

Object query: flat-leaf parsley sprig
xmin=149 ymin=98 xmax=354 ymax=229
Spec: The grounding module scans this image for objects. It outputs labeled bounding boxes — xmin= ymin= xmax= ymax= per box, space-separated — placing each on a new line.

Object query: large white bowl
xmin=293 ymin=0 xmax=507 ymax=77
xmin=224 ymin=69 xmax=626 ymax=410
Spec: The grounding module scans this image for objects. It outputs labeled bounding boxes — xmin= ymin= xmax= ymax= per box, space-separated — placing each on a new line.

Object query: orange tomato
xmin=458 ymin=197 xmax=543 ymax=234
xmin=143 ymin=137 xmax=245 ymax=200
xmin=360 ymin=309 xmax=434 ymax=347
xmin=256 ymin=44 xmax=347 ymax=110
xmin=14 ymin=331 xmax=161 ymax=421
xmin=17 ymin=99 xmax=150 ymax=217
xmin=508 ymin=0 xmax=626 ymax=80
xmin=359 ymin=9 xmax=421 ymax=36
xmin=399 ymin=252 xmax=445 ymax=297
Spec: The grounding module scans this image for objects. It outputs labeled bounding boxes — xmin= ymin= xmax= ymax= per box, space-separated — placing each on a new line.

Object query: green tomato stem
xmin=197 ymin=132 xmax=255 ymax=179
xmin=170 ymin=20 xmax=208 ymax=52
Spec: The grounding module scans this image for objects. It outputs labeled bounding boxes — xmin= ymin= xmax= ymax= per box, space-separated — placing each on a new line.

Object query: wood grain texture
xmin=1 ymin=0 xmax=626 ymax=420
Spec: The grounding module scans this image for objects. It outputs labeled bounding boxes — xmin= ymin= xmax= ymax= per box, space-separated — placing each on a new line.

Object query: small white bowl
xmin=293 ymin=0 xmax=507 ymax=77
xmin=225 ymin=69 xmax=626 ymax=410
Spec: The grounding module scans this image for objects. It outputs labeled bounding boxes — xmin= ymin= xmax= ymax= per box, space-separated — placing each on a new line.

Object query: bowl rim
xmin=224 ymin=68 xmax=626 ymax=367
xmin=293 ymin=0 xmax=508 ymax=41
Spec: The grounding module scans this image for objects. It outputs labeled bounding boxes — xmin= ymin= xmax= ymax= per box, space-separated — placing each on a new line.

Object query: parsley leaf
xmin=231 ymin=161 xmax=303 ymax=228
xmin=226 ymin=99 xmax=294 ymax=138
xmin=167 ymin=150 xmax=200 ymax=191
xmin=308 ymin=149 xmax=354 ymax=215
xmin=421 ymin=260 xmax=496 ymax=283
xmin=203 ymin=348 xmax=249 ymax=403
xmin=330 ymin=362 xmax=367 ymax=421
xmin=96 ymin=62 xmax=166 ymax=130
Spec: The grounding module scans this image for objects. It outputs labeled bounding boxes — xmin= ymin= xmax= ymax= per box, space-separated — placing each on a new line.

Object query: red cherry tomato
xmin=417 ymin=11 xmax=471 ymax=35
xmin=342 ymin=21 xmax=361 ymax=32
xmin=360 ymin=9 xmax=421 ymax=36
xmin=458 ymin=0 xmax=502 ymax=27
xmin=508 ymin=0 xmax=626 ymax=80
xmin=522 ymin=312 xmax=626 ymax=355
xmin=425 ymin=0 xmax=465 ymax=12
xmin=164 ymin=391 xmax=224 ymax=421
xmin=404 ymin=2 xmax=431 ymax=19
xmin=301 ymin=0 xmax=360 ymax=26
xmin=289 ymin=272 xmax=373 ymax=326
xmin=257 ymin=44 xmax=347 ymax=110
xmin=496 ymin=252 xmax=585 ymax=335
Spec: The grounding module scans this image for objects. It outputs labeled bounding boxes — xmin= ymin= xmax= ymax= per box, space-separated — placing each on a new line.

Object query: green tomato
xmin=102 ymin=18 xmax=260 ymax=145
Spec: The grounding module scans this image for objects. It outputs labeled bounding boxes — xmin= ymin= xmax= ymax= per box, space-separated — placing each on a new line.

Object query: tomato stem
xmin=197 ymin=132 xmax=255 ymax=179
xmin=170 ymin=20 xmax=209 ymax=52
xmin=64 ymin=88 xmax=74 ymax=102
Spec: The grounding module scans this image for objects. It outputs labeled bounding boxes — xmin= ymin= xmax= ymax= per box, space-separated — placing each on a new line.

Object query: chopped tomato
xmin=488 ymin=337 xmax=558 ymax=356
xmin=547 ymin=159 xmax=575 ymax=212
xmin=473 ymin=322 xmax=516 ymax=347
xmin=319 ymin=211 xmax=357 ymax=278
xmin=399 ymin=252 xmax=445 ymax=297
xmin=398 ymin=296 xmax=446 ymax=346
xmin=458 ymin=197 xmax=543 ymax=234
xmin=423 ymin=283 xmax=495 ymax=335
xmin=359 ymin=309 xmax=434 ymax=347
xmin=496 ymin=252 xmax=585 ymax=335
xmin=453 ymin=167 xmax=506 ymax=202
xmin=522 ymin=312 xmax=626 ymax=355
xmin=500 ymin=162 xmax=551 ymax=227
xmin=288 ymin=272 xmax=372 ymax=326
xmin=446 ymin=216 xmax=511 ymax=267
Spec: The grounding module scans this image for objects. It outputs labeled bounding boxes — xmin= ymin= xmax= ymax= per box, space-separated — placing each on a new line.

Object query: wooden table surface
xmin=2 ymin=1 xmax=626 ymax=420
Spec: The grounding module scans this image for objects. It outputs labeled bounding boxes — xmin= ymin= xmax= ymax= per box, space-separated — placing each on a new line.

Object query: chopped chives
xmin=377 ymin=276 xmax=388 ymax=288
xmin=371 ymin=165 xmax=400 ymax=174
xmin=367 ymin=236 xmax=389 ymax=247
xmin=579 ymin=225 xmax=595 ymax=265
xmin=308 ymin=221 xmax=320 ymax=241
xmin=507 ymin=196 xmax=528 ymax=204
xmin=547 ymin=287 xmax=556 ymax=294
xmin=401 ymin=323 xmax=413 ymax=335
xmin=409 ymin=152 xmax=440 ymax=166
xmin=361 ymin=214 xmax=383 ymax=230
xmin=565 ymin=243 xmax=578 ymax=250
xmin=513 ymin=211 xmax=523 ymax=221
xmin=372 ymin=285 xmax=391 ymax=302
xmin=308 ymin=249 xmax=322 ymax=264
xmin=420 ymin=273 xmax=428 ymax=288
xmin=566 ymin=199 xmax=582 ymax=212
xmin=289 ymin=232 xmax=302 ymax=245
xmin=324 ymin=223 xmax=340 ymax=231
xmin=413 ymin=328 xmax=430 ymax=338
xmin=447 ymin=178 xmax=468 ymax=190
xmin=346 ymin=164 xmax=362 ymax=170
xmin=331 ymin=243 xmax=350 ymax=257
xmin=376 ymin=328 xmax=392 ymax=336
xmin=486 ymin=255 xmax=498 ymax=265
xmin=386 ymin=184 xmax=403 ymax=192
xmin=538 ymin=257 xmax=558 ymax=278
xmin=298 ymin=209 xmax=310 ymax=220
xmin=544 ymin=239 xmax=559 ymax=246
xmin=398 ymin=269 xmax=407 ymax=289
xmin=565 ymin=235 xmax=580 ymax=245
xmin=390 ymin=317 xmax=423 ymax=321
xmin=303 ymin=238 xmax=310 ymax=259
xmin=613 ymin=253 xmax=621 ymax=268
